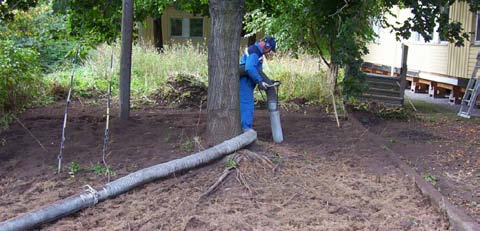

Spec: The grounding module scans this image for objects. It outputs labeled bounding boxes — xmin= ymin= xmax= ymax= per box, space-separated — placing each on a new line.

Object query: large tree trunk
xmin=119 ymin=0 xmax=134 ymax=120
xmin=206 ymin=0 xmax=245 ymax=144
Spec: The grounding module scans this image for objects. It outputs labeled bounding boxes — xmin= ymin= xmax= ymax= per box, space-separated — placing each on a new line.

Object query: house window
xmin=171 ymin=18 xmax=183 ymax=37
xmin=410 ymin=31 xmax=422 ymax=43
xmin=476 ymin=12 xmax=480 ymax=43
xmin=190 ymin=18 xmax=203 ymax=37
xmin=370 ymin=18 xmax=382 ymax=43
xmin=170 ymin=18 xmax=204 ymax=38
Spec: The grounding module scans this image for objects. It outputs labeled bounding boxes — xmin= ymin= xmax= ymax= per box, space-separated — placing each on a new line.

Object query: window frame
xmin=475 ymin=12 xmax=480 ymax=45
xmin=170 ymin=17 xmax=204 ymax=38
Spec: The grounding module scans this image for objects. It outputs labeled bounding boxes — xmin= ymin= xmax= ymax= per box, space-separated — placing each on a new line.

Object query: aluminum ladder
xmin=458 ymin=53 xmax=480 ymax=118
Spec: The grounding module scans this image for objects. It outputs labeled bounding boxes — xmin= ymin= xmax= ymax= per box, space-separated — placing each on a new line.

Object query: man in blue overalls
xmin=239 ymin=36 xmax=277 ymax=131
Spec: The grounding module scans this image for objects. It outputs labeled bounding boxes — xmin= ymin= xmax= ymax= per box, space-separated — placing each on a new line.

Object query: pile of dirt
xmin=152 ymin=72 xmax=207 ymax=108
xmin=0 ymin=102 xmax=451 ymax=230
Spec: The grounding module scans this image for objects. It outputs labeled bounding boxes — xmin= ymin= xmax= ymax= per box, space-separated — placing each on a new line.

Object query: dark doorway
xmin=153 ymin=17 xmax=164 ymax=51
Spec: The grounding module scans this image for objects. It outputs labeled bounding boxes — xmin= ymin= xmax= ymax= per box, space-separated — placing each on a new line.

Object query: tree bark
xmin=119 ymin=0 xmax=134 ymax=120
xmin=206 ymin=0 xmax=245 ymax=144
xmin=327 ymin=63 xmax=339 ymax=92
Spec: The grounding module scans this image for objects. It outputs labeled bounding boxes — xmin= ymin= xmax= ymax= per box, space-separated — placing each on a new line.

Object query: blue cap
xmin=264 ymin=36 xmax=277 ymax=52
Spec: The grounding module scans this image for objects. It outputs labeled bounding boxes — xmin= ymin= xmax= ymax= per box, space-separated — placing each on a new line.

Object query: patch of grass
xmin=263 ymin=54 xmax=329 ymax=104
xmin=406 ymin=99 xmax=458 ymax=119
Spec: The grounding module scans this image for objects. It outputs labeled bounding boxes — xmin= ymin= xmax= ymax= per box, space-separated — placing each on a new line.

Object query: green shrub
xmin=0 ymin=4 xmax=77 ymax=73
xmin=0 ymin=39 xmax=42 ymax=121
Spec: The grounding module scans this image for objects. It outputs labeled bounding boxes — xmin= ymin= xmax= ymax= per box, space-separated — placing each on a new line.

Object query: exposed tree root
xmin=200 ymin=153 xmax=243 ymax=198
xmin=235 ymin=168 xmax=252 ymax=194
xmin=200 ymin=149 xmax=277 ymax=198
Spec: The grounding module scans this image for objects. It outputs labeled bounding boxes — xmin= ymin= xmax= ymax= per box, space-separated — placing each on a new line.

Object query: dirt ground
xmin=355 ymin=107 xmax=480 ymax=224
xmin=1 ymin=100 xmax=476 ymax=230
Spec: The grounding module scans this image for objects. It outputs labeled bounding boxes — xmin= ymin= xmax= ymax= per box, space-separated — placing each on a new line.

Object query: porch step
xmin=367 ymin=87 xmax=402 ymax=97
xmin=366 ymin=81 xmax=401 ymax=91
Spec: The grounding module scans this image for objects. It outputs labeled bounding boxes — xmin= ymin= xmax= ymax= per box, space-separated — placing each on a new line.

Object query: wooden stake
xmin=331 ymin=91 xmax=340 ymax=128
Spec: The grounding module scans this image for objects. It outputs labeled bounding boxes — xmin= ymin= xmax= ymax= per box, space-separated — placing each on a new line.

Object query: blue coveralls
xmin=239 ymin=42 xmax=265 ymax=130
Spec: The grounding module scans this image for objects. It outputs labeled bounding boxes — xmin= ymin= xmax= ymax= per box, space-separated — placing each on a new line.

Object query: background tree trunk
xmin=327 ymin=63 xmax=339 ymax=92
xmin=206 ymin=0 xmax=245 ymax=145
xmin=154 ymin=16 xmax=164 ymax=51
xmin=119 ymin=0 xmax=133 ymax=120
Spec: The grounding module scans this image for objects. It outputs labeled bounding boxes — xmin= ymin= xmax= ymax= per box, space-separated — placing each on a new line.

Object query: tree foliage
xmin=244 ymin=0 xmax=480 ymax=98
xmin=51 ymin=0 xmax=209 ymax=45
xmin=51 ymin=0 xmax=123 ymax=44
xmin=1 ymin=3 xmax=77 ymax=71
xmin=0 ymin=0 xmax=38 ymax=20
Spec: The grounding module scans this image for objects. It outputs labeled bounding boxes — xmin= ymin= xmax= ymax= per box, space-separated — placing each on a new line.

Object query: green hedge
xmin=0 ymin=39 xmax=42 ymax=122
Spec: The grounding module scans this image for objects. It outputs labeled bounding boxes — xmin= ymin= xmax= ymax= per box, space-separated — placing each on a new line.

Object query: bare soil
xmin=1 ymin=100 xmax=475 ymax=230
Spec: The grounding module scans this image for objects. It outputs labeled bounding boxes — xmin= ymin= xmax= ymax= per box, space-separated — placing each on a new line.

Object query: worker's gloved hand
xmin=258 ymin=81 xmax=270 ymax=90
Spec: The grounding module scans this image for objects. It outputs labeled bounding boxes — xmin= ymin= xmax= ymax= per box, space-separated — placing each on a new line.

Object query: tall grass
xmin=45 ymin=41 xmax=208 ymax=101
xmin=45 ymin=42 xmax=328 ymax=104
xmin=264 ymin=54 xmax=328 ymax=103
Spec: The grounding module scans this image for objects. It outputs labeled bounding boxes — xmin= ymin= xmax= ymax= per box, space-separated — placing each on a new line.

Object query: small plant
xmin=92 ymin=163 xmax=103 ymax=175
xmin=91 ymin=162 xmax=116 ymax=177
xmin=68 ymin=162 xmax=81 ymax=178
xmin=422 ymin=172 xmax=438 ymax=186
xmin=226 ymin=158 xmax=238 ymax=169
xmin=180 ymin=138 xmax=195 ymax=152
